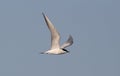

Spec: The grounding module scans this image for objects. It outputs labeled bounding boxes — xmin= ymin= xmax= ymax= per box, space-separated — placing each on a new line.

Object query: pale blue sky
xmin=0 ymin=0 xmax=120 ymax=76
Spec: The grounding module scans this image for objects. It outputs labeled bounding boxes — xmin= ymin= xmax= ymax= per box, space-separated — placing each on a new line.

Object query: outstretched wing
xmin=42 ymin=13 xmax=60 ymax=49
xmin=60 ymin=35 xmax=73 ymax=49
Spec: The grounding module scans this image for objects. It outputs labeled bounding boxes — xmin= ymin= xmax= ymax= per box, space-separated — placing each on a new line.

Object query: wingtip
xmin=69 ymin=35 xmax=73 ymax=43
xmin=69 ymin=35 xmax=73 ymax=38
xmin=42 ymin=12 xmax=45 ymax=17
xmin=42 ymin=12 xmax=44 ymax=15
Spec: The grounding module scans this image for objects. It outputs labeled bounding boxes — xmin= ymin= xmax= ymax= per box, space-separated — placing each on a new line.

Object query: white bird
xmin=41 ymin=13 xmax=73 ymax=55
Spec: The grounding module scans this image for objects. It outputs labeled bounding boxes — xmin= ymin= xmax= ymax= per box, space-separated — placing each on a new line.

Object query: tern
xmin=41 ymin=13 xmax=73 ymax=55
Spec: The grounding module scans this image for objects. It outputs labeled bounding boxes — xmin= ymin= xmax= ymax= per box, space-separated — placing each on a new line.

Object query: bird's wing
xmin=60 ymin=35 xmax=73 ymax=49
xmin=42 ymin=13 xmax=60 ymax=49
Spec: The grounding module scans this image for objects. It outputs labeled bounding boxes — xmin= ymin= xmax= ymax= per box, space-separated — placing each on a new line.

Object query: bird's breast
xmin=47 ymin=48 xmax=66 ymax=54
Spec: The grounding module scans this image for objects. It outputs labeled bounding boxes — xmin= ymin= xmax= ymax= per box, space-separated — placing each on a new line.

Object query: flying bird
xmin=41 ymin=13 xmax=73 ymax=55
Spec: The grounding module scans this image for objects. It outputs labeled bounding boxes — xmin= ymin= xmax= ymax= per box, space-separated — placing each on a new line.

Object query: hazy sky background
xmin=0 ymin=0 xmax=120 ymax=76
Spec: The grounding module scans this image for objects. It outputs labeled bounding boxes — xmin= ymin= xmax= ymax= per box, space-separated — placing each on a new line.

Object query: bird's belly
xmin=47 ymin=49 xmax=65 ymax=54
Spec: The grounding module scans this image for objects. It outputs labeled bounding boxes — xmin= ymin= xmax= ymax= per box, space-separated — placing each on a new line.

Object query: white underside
xmin=44 ymin=48 xmax=67 ymax=55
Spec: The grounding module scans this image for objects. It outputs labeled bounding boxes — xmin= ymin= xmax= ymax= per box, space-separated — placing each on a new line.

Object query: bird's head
xmin=62 ymin=48 xmax=69 ymax=53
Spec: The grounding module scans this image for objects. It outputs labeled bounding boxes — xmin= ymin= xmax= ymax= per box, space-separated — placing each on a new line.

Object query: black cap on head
xmin=62 ymin=48 xmax=69 ymax=53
